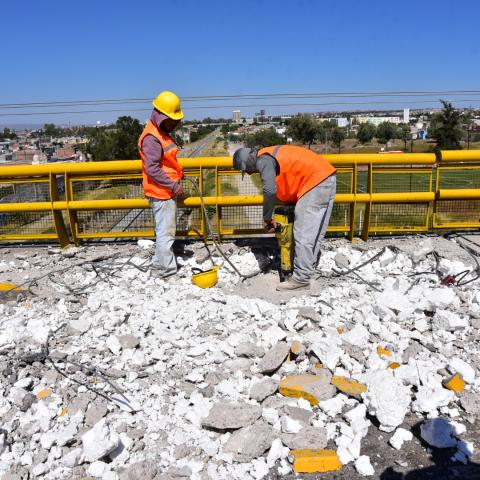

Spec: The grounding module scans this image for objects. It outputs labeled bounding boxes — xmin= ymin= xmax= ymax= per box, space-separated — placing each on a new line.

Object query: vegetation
xmin=189 ymin=125 xmax=216 ymax=143
xmin=286 ymin=114 xmax=319 ymax=148
xmin=0 ymin=127 xmax=17 ymax=141
xmin=429 ymin=100 xmax=464 ymax=150
xmin=376 ymin=121 xmax=396 ymax=146
xmin=242 ymin=128 xmax=285 ymax=149
xmin=356 ymin=123 xmax=376 ymax=144
xmin=331 ymin=127 xmax=346 ymax=153
xmin=396 ymin=123 xmax=411 ymax=151
xmin=88 ymin=116 xmax=143 ymax=160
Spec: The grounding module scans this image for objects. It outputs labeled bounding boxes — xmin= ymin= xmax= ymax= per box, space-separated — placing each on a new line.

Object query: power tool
xmin=273 ymin=206 xmax=295 ymax=282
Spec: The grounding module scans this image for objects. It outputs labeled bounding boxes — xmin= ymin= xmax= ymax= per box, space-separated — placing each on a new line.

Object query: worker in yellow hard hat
xmin=138 ymin=90 xmax=185 ymax=279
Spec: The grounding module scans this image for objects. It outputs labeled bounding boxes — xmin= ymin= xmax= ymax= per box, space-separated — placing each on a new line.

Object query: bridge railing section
xmin=0 ymin=151 xmax=479 ymax=246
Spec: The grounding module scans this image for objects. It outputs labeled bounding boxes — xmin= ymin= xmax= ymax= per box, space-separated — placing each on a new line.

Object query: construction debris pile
xmin=0 ymin=237 xmax=479 ymax=479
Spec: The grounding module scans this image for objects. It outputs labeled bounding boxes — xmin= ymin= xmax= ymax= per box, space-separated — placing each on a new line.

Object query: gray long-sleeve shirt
xmin=256 ymin=154 xmax=278 ymax=221
xmin=141 ymin=110 xmax=182 ymax=195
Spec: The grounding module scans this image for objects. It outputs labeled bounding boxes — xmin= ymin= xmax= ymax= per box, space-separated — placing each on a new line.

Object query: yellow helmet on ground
xmin=191 ymin=266 xmax=220 ymax=289
xmin=152 ymin=90 xmax=184 ymax=120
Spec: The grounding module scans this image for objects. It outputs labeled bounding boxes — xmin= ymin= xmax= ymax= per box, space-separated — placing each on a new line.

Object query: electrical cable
xmin=2 ymin=98 xmax=480 ymax=117
xmin=2 ymin=89 xmax=480 ymax=109
xmin=185 ymin=177 xmax=260 ymax=281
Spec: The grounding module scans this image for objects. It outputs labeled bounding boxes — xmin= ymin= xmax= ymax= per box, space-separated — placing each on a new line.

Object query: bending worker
xmin=138 ymin=91 xmax=185 ymax=278
xmin=233 ymin=145 xmax=336 ymax=291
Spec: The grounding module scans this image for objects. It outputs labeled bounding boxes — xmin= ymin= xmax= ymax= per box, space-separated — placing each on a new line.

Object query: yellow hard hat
xmin=152 ymin=90 xmax=184 ymax=120
xmin=191 ymin=266 xmax=219 ymax=289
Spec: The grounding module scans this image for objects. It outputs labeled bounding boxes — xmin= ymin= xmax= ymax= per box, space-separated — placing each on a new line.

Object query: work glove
xmin=174 ymin=184 xmax=187 ymax=198
xmin=263 ymin=219 xmax=276 ymax=234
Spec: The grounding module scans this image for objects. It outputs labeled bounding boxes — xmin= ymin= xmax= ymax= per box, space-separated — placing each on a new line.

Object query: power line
xmin=1 ymin=90 xmax=480 ymax=109
xmin=0 ymin=98 xmax=479 ymax=117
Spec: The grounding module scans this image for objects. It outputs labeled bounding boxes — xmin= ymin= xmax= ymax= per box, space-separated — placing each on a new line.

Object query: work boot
xmin=276 ymin=277 xmax=310 ymax=291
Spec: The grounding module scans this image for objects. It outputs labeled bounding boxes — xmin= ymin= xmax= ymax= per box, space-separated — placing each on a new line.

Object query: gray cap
xmin=233 ymin=148 xmax=258 ymax=178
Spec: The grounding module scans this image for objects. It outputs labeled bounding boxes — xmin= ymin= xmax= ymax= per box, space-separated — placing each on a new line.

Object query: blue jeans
xmin=150 ymin=198 xmax=177 ymax=277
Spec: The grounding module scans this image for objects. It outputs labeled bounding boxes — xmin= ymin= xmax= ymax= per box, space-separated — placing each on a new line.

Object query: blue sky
xmin=1 ymin=0 xmax=479 ymax=125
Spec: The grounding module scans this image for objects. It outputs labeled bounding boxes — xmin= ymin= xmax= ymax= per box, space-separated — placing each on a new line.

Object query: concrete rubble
xmin=0 ymin=236 xmax=478 ymax=478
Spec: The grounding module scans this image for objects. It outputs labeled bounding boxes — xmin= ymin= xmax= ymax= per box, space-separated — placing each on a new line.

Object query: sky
xmin=1 ymin=0 xmax=479 ymax=126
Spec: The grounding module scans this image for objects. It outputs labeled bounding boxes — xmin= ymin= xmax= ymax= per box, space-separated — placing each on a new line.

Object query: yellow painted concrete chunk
xmin=292 ymin=449 xmax=342 ymax=473
xmin=290 ymin=341 xmax=303 ymax=355
xmin=331 ymin=375 xmax=367 ymax=397
xmin=0 ymin=283 xmax=22 ymax=291
xmin=314 ymin=363 xmax=323 ymax=369
xmin=59 ymin=407 xmax=68 ymax=417
xmin=279 ymin=373 xmax=335 ymax=406
xmin=36 ymin=388 xmax=52 ymax=399
xmin=443 ymin=373 xmax=465 ymax=393
xmin=377 ymin=345 xmax=392 ymax=357
xmin=388 ymin=362 xmax=401 ymax=370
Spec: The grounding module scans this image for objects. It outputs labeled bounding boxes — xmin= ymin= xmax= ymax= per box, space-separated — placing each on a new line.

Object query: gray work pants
xmin=150 ymin=197 xmax=177 ymax=277
xmin=292 ymin=175 xmax=336 ymax=284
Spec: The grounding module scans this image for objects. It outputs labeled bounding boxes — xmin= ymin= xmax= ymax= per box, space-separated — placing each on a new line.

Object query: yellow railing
xmin=0 ymin=150 xmax=479 ymax=246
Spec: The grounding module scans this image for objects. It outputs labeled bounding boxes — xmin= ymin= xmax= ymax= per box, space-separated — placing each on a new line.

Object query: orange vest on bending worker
xmin=138 ymin=121 xmax=183 ymax=200
xmin=257 ymin=145 xmax=336 ymax=203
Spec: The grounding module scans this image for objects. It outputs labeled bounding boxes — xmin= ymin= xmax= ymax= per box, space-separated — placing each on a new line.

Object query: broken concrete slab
xmin=81 ymin=418 xmax=120 ymax=462
xmin=257 ymin=341 xmax=290 ymax=374
xmin=234 ymin=342 xmax=265 ymax=358
xmin=249 ymin=378 xmax=278 ymax=402
xmin=279 ymin=372 xmax=336 ymax=406
xmin=224 ymin=423 xmax=273 ymax=462
xmin=282 ymin=426 xmax=328 ymax=450
xmin=201 ymin=402 xmax=261 ymax=430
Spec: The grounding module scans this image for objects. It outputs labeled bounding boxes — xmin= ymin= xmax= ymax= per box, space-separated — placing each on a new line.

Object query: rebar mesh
xmin=220 ymin=205 xmax=263 ymax=232
xmin=438 ymin=168 xmax=480 ymax=189
xmin=435 ymin=200 xmax=480 ymax=226
xmin=329 ymin=203 xmax=351 ymax=228
xmin=373 ymin=170 xmax=431 ymax=193
xmin=370 ymin=203 xmax=428 ymax=229
xmin=0 ymin=211 xmax=55 ymax=236
xmin=219 ymin=173 xmax=261 ymax=196
xmin=336 ymin=170 xmax=353 ymax=194
xmin=72 ymin=177 xmax=143 ymax=201
xmin=0 ymin=181 xmax=51 ymax=203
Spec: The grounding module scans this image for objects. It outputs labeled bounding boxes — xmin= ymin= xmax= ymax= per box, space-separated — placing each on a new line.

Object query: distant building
xmin=325 ymin=117 xmax=348 ymax=128
xmin=403 ymin=108 xmax=410 ymax=124
xmin=232 ymin=110 xmax=241 ymax=123
xmin=260 ymin=109 xmax=266 ymax=117
xmin=353 ymin=116 xmax=402 ymax=126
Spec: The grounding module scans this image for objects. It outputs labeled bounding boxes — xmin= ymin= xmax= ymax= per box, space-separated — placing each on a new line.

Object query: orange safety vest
xmin=257 ymin=145 xmax=336 ymax=203
xmin=138 ymin=121 xmax=183 ymax=200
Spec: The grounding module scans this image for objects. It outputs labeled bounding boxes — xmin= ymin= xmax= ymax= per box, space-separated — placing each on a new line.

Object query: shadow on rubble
xmin=379 ymin=420 xmax=479 ymax=480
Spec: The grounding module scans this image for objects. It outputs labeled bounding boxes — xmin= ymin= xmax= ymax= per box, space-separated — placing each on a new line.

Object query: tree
xmin=286 ymin=114 xmax=320 ymax=148
xmin=243 ymin=128 xmax=285 ymax=149
xmin=356 ymin=123 xmax=376 ymax=144
xmin=429 ymin=100 xmax=464 ymax=150
xmin=43 ymin=123 xmax=58 ymax=137
xmin=87 ymin=115 xmax=143 ymax=160
xmin=331 ymin=127 xmax=346 ymax=153
xmin=396 ymin=123 xmax=411 ymax=151
xmin=0 ymin=127 xmax=17 ymax=141
xmin=376 ymin=122 xmax=396 ymax=147
xmin=113 ymin=116 xmax=143 ymax=159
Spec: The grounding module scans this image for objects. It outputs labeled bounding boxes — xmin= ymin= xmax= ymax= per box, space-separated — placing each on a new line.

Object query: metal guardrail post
xmin=48 ymin=172 xmax=70 ymax=247
xmin=65 ymin=172 xmax=80 ymax=245
xmin=361 ymin=162 xmax=373 ymax=241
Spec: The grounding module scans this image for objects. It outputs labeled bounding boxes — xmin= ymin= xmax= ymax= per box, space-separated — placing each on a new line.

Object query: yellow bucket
xmin=191 ymin=266 xmax=219 ymax=289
